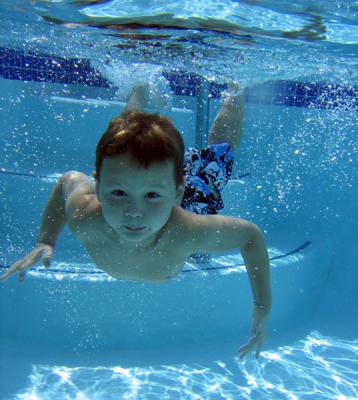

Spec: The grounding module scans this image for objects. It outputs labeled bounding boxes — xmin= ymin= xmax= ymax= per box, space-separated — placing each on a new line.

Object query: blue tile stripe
xmin=162 ymin=71 xmax=227 ymax=99
xmin=0 ymin=47 xmax=110 ymax=87
xmin=0 ymin=46 xmax=357 ymax=109
xmin=247 ymin=80 xmax=358 ymax=109
xmin=163 ymin=70 xmax=200 ymax=97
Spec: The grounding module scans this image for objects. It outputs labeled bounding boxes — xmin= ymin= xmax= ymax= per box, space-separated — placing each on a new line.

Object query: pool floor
xmin=1 ymin=331 xmax=357 ymax=400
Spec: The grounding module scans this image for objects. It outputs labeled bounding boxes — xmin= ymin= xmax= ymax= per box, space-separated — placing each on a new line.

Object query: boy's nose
xmin=124 ymin=207 xmax=143 ymax=218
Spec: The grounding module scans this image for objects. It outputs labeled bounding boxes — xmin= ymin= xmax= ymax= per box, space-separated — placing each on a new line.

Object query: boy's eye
xmin=111 ymin=190 xmax=126 ymax=197
xmin=146 ymin=192 xmax=160 ymax=199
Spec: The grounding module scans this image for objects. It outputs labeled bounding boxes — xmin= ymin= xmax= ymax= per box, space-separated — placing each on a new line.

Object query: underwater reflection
xmin=16 ymin=332 xmax=357 ymax=400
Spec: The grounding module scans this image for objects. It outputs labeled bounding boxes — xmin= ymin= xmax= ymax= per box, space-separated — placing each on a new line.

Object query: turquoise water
xmin=0 ymin=1 xmax=357 ymax=399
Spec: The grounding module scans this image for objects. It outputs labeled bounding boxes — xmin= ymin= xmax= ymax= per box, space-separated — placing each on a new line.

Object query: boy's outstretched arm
xmin=0 ymin=171 xmax=89 ymax=282
xmin=186 ymin=214 xmax=271 ymax=358
xmin=239 ymin=225 xmax=271 ymax=359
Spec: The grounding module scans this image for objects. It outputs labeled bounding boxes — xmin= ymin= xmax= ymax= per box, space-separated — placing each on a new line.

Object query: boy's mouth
xmin=124 ymin=226 xmax=146 ymax=232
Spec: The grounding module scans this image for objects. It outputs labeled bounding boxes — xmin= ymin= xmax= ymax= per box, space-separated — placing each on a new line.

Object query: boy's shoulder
xmin=171 ymin=206 xmax=245 ymax=233
xmin=62 ymin=172 xmax=100 ymax=224
xmin=170 ymin=207 xmax=256 ymax=255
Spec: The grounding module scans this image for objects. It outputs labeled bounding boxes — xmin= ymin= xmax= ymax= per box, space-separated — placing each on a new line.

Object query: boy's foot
xmin=221 ymin=81 xmax=245 ymax=100
xmin=99 ymin=60 xmax=172 ymax=111
xmin=144 ymin=76 xmax=172 ymax=111
xmin=125 ymin=79 xmax=172 ymax=112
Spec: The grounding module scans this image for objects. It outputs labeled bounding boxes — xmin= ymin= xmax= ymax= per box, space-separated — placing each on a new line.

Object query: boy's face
xmin=96 ymin=153 xmax=184 ymax=246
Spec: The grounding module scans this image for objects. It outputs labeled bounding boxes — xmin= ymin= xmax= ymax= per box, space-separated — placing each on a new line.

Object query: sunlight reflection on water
xmin=16 ymin=332 xmax=358 ymax=400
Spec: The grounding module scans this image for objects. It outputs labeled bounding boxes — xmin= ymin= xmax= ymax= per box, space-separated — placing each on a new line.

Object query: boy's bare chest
xmin=87 ymin=243 xmax=185 ymax=281
xmin=68 ymin=205 xmax=193 ymax=282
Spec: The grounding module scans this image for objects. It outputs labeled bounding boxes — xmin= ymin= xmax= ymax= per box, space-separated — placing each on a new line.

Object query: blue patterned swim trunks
xmin=181 ymin=142 xmax=234 ymax=215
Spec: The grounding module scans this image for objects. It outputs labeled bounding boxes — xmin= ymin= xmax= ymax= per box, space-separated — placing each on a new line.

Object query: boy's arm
xmin=0 ymin=171 xmax=91 ymax=282
xmin=186 ymin=214 xmax=271 ymax=358
xmin=240 ymin=224 xmax=271 ymax=311
xmin=239 ymin=224 xmax=271 ymax=359
xmin=36 ymin=173 xmax=67 ymax=247
xmin=38 ymin=171 xmax=93 ymax=245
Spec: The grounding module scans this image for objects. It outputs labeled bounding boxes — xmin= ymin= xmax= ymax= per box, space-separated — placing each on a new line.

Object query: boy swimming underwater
xmin=0 ymin=84 xmax=271 ymax=359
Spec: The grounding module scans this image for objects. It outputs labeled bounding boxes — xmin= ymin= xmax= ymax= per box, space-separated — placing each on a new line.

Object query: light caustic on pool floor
xmin=16 ymin=332 xmax=358 ymax=400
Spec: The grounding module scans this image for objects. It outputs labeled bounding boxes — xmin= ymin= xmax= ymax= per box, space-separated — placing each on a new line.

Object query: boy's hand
xmin=0 ymin=243 xmax=54 ymax=282
xmin=238 ymin=303 xmax=269 ymax=359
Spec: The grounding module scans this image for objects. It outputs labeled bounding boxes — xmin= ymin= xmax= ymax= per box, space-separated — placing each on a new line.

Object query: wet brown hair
xmin=95 ymin=111 xmax=184 ymax=186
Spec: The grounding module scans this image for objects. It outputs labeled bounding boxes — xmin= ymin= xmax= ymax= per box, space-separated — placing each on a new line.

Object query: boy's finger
xmin=18 ymin=257 xmax=38 ymax=271
xmin=19 ymin=269 xmax=26 ymax=282
xmin=12 ymin=255 xmax=39 ymax=281
xmin=42 ymin=257 xmax=52 ymax=268
xmin=41 ymin=248 xmax=53 ymax=267
xmin=0 ymin=268 xmax=12 ymax=281
xmin=255 ymin=334 xmax=265 ymax=359
xmin=0 ymin=271 xmax=10 ymax=282
xmin=17 ymin=258 xmax=36 ymax=281
xmin=255 ymin=339 xmax=263 ymax=359
xmin=239 ymin=343 xmax=252 ymax=359
xmin=0 ymin=259 xmax=24 ymax=281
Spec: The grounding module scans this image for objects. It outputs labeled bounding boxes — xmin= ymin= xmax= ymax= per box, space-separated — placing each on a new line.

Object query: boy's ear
xmin=175 ymin=177 xmax=186 ymax=205
xmin=93 ymin=171 xmax=100 ymax=197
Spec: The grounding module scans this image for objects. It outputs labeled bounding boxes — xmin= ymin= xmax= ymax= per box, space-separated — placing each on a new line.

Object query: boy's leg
xmin=123 ymin=79 xmax=172 ymax=113
xmin=123 ymin=85 xmax=147 ymax=112
xmin=208 ymin=86 xmax=245 ymax=150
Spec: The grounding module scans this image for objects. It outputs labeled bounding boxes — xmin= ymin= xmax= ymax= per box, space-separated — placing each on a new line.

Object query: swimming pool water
xmin=1 ymin=332 xmax=357 ymax=399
